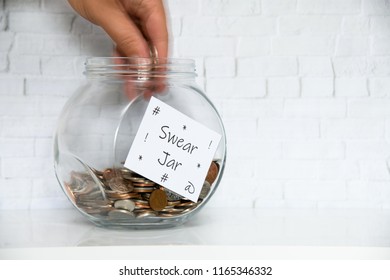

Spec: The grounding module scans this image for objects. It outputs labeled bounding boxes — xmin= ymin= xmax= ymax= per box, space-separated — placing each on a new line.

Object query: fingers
xmin=98 ymin=7 xmax=150 ymax=58
xmin=128 ymin=0 xmax=169 ymax=59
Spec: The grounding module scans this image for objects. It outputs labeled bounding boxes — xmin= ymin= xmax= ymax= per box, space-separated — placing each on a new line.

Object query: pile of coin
xmin=65 ymin=161 xmax=220 ymax=220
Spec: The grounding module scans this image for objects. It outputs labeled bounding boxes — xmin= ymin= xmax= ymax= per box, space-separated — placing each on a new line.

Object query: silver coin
xmin=164 ymin=188 xmax=183 ymax=201
xmin=114 ymin=199 xmax=135 ymax=212
xmin=134 ymin=210 xmax=157 ymax=218
xmin=108 ymin=209 xmax=135 ymax=219
xmin=108 ymin=177 xmax=129 ymax=193
xmin=199 ymin=181 xmax=211 ymax=199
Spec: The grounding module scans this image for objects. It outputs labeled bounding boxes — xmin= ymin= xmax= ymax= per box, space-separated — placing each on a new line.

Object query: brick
xmin=2 ymin=157 xmax=53 ymax=178
xmin=15 ymin=34 xmax=80 ymax=55
xmin=71 ymin=17 xmax=93 ymax=35
xmin=267 ymin=77 xmax=300 ymax=98
xmin=319 ymin=160 xmax=359 ymax=180
xmin=32 ymin=177 xmax=64 ymax=198
xmin=178 ymin=37 xmax=235 ymax=56
xmin=283 ymin=141 xmax=345 ymax=159
xmin=9 ymin=12 xmax=74 ymax=33
xmin=369 ymin=78 xmax=390 ymax=97
xmin=182 ymin=17 xmax=218 ymax=36
xmin=257 ymin=160 xmax=318 ymax=179
xmin=41 ymin=56 xmax=75 ymax=76
xmin=1 ymin=117 xmax=57 ymax=137
xmin=336 ymin=36 xmax=369 ymax=56
xmin=42 ymin=0 xmax=72 ymax=12
xmin=26 ymin=77 xmax=83 ymax=96
xmin=349 ymin=99 xmax=390 ymax=117
xmin=35 ymin=138 xmax=53 ymax=157
xmin=0 ymin=12 xmax=6 ymax=31
xmin=368 ymin=57 xmax=390 ymax=76
xmin=360 ymin=160 xmax=390 ymax=180
xmin=346 ymin=140 xmax=390 ymax=159
xmin=222 ymin=99 xmax=284 ymax=119
xmin=299 ymin=57 xmax=333 ymax=77
xmin=371 ymin=36 xmax=390 ymax=55
xmin=0 ymin=138 xmax=34 ymax=157
xmin=252 ymin=181 xmax=284 ymax=200
xmin=258 ymin=119 xmax=319 ymax=139
xmin=165 ymin=0 xmax=200 ymax=16
xmin=237 ymin=37 xmax=270 ymax=56
xmin=0 ymin=179 xmax=32 ymax=199
xmin=81 ymin=34 xmax=113 ymax=56
xmin=0 ymin=32 xmax=13 ymax=52
xmin=285 ymin=99 xmax=345 ymax=118
xmin=279 ymin=16 xmax=341 ymax=35
xmin=363 ymin=0 xmax=390 ymax=15
xmin=5 ymin=0 xmax=40 ymax=10
xmin=0 ymin=96 xmax=36 ymax=116
xmin=205 ymin=57 xmax=235 ymax=77
xmin=273 ymin=36 xmax=335 ymax=55
xmin=335 ymin=78 xmax=368 ymax=97
xmin=348 ymin=181 xmax=390 ymax=202
xmin=0 ymin=76 xmax=24 ymax=96
xmin=262 ymin=0 xmax=297 ymax=15
xmin=298 ymin=0 xmax=361 ymax=14
xmin=321 ymin=119 xmax=384 ymax=139
xmin=371 ymin=16 xmax=390 ymax=35
xmin=301 ymin=78 xmax=334 ymax=97
xmin=0 ymin=95 xmax=67 ymax=116
xmin=342 ymin=16 xmax=370 ymax=34
xmin=228 ymin=139 xmax=282 ymax=159
xmin=238 ymin=57 xmax=297 ymax=77
xmin=201 ymin=0 xmax=260 ymax=15
xmin=0 ymin=53 xmax=8 ymax=71
xmin=333 ymin=57 xmax=367 ymax=77
xmin=218 ymin=17 xmax=276 ymax=36
xmin=9 ymin=55 xmax=40 ymax=75
xmin=223 ymin=119 xmax=257 ymax=140
xmin=206 ymin=77 xmax=266 ymax=98
xmin=168 ymin=17 xmax=181 ymax=37
xmin=285 ymin=181 xmax=346 ymax=200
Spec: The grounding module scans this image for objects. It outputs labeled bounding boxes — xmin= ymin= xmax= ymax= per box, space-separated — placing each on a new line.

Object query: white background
xmin=1 ymin=0 xmax=390 ymax=210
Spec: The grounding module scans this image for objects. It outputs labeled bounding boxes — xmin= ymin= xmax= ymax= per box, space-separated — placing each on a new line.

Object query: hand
xmin=68 ymin=0 xmax=168 ymax=58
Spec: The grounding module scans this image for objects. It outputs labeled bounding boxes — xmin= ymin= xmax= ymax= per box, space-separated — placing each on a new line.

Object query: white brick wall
xmin=1 ymin=0 xmax=390 ymax=210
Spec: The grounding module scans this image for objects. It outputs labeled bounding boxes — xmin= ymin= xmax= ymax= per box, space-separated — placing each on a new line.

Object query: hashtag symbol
xmin=152 ymin=106 xmax=160 ymax=116
xmin=160 ymin=173 xmax=169 ymax=183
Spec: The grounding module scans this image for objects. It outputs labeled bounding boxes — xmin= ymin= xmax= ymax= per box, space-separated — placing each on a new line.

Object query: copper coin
xmin=206 ymin=161 xmax=219 ymax=185
xmin=149 ymin=189 xmax=168 ymax=211
xmin=103 ymin=168 xmax=116 ymax=181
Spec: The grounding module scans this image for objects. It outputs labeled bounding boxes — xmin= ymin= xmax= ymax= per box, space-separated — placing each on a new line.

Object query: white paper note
xmin=124 ymin=96 xmax=221 ymax=202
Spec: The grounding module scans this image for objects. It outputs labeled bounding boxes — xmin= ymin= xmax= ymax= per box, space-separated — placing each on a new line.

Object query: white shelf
xmin=1 ymin=208 xmax=390 ymax=259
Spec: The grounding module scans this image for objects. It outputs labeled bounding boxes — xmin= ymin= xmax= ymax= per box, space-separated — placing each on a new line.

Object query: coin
xmin=199 ymin=181 xmax=211 ymax=199
xmin=206 ymin=161 xmax=219 ymax=185
xmin=108 ymin=177 xmax=129 ymax=193
xmin=135 ymin=210 xmax=157 ymax=218
xmin=114 ymin=199 xmax=135 ymax=212
xmin=163 ymin=188 xmax=183 ymax=201
xmin=133 ymin=187 xmax=155 ymax=193
xmin=103 ymin=168 xmax=116 ymax=181
xmin=108 ymin=209 xmax=135 ymax=219
xmin=149 ymin=189 xmax=168 ymax=211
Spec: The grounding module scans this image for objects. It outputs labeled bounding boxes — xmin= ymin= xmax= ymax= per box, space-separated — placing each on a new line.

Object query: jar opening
xmin=85 ymin=57 xmax=196 ymax=79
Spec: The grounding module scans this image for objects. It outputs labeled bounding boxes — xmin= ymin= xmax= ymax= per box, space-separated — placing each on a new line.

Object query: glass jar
xmin=53 ymin=57 xmax=226 ymax=228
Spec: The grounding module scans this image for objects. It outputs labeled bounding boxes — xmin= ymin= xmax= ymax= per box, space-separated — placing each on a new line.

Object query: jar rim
xmin=85 ymin=57 xmax=196 ymax=78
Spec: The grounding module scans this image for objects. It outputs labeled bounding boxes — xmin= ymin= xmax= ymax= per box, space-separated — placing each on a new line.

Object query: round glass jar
xmin=54 ymin=57 xmax=226 ymax=228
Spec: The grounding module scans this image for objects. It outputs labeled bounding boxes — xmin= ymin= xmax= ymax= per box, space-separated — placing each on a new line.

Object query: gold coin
xmin=149 ymin=189 xmax=168 ymax=211
xmin=206 ymin=161 xmax=219 ymax=185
